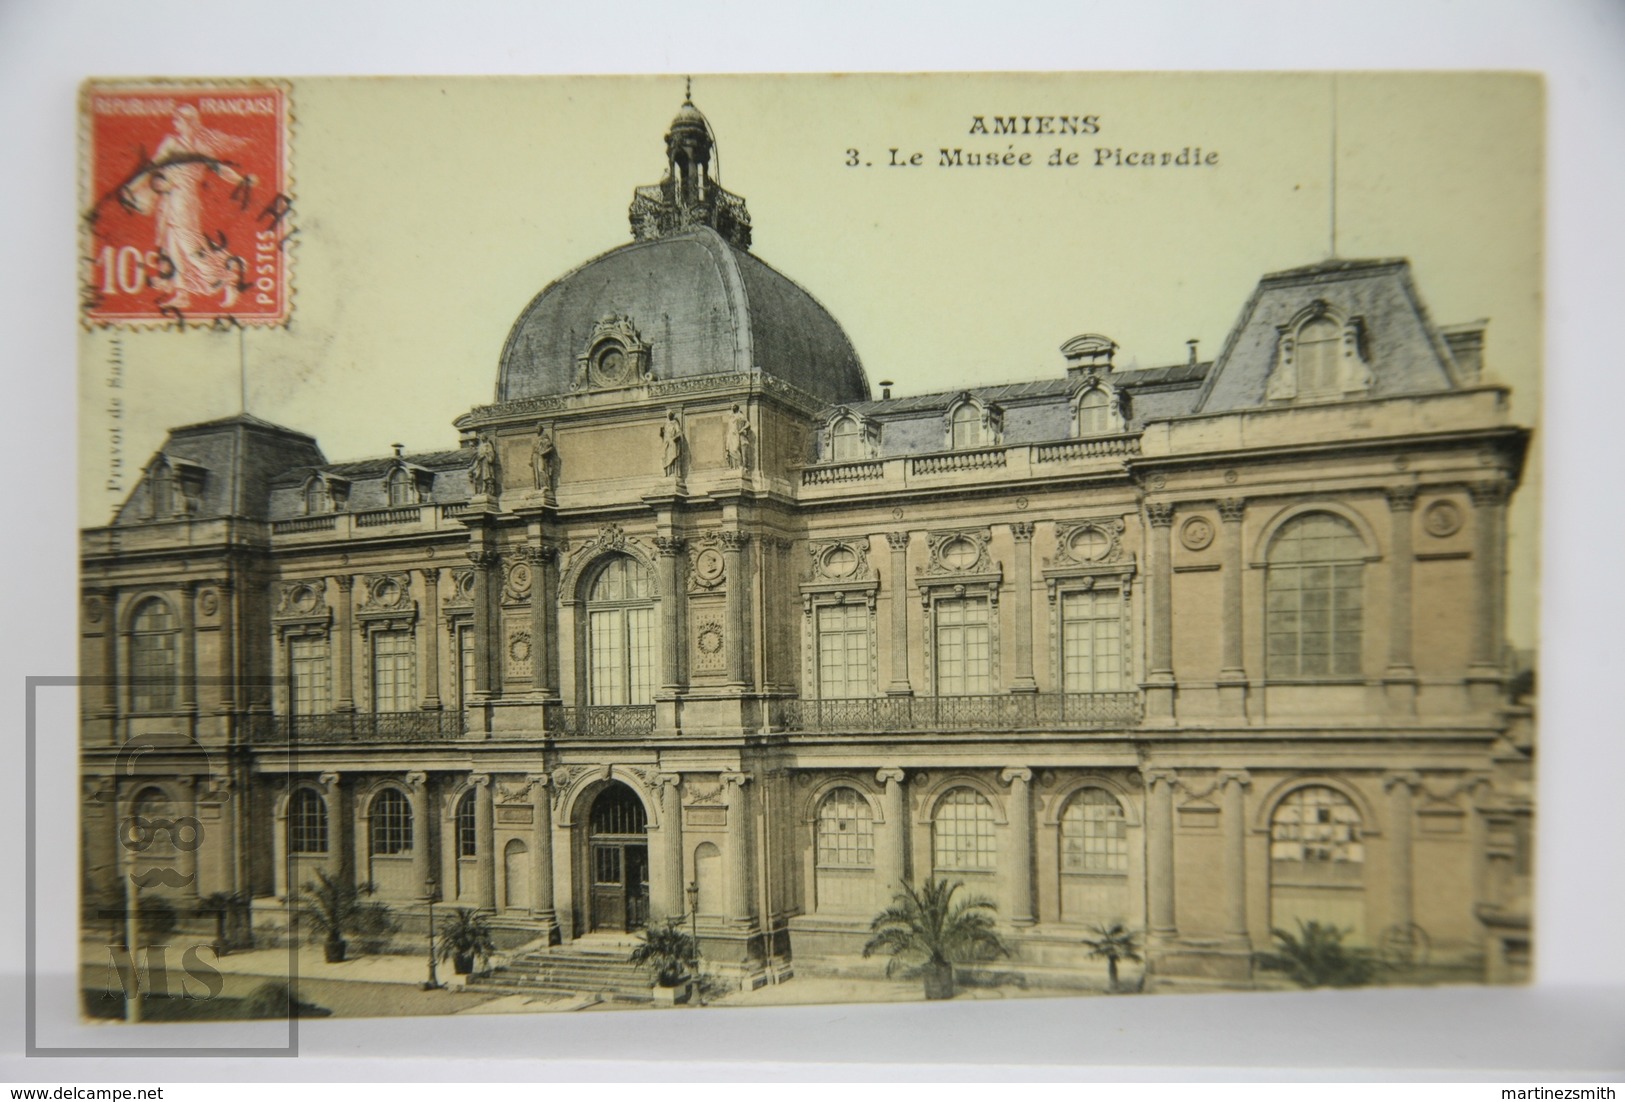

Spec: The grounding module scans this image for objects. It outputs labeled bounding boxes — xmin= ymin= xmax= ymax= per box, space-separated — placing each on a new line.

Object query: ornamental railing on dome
xmin=246 ymin=710 xmax=469 ymax=744
xmin=560 ymin=705 xmax=657 ymax=738
xmin=778 ymin=692 xmax=1142 ymax=733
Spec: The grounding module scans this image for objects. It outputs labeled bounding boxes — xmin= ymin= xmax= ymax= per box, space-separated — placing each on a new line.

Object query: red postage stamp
xmin=81 ymin=80 xmax=291 ymax=327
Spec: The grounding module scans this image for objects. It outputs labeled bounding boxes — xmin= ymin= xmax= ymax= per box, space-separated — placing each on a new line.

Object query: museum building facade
xmin=79 ymin=98 xmax=1534 ymax=989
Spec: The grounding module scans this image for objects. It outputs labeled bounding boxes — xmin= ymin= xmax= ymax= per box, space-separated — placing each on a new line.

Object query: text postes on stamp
xmin=81 ymin=81 xmax=291 ymax=327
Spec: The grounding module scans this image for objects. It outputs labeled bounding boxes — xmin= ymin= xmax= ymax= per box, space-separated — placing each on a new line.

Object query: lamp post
xmin=686 ymin=879 xmax=702 ymax=1007
xmin=421 ymin=876 xmax=442 ymax=990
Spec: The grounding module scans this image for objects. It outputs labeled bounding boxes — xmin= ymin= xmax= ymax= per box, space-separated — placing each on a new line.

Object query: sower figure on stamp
xmin=120 ymin=105 xmax=255 ymax=311
xmin=661 ymin=411 xmax=685 ymax=478
xmin=724 ymin=403 xmax=753 ymax=470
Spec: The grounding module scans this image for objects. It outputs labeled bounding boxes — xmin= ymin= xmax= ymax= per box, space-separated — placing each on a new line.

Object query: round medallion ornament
xmin=1423 ymin=500 xmax=1463 ymax=538
xmin=373 ymin=577 xmax=401 ymax=606
xmin=592 ymin=343 xmax=630 ymax=386
xmin=1180 ymin=516 xmax=1215 ymax=551
xmin=507 ymin=560 xmax=533 ymax=599
xmin=198 ymin=589 xmax=219 ymax=616
xmin=821 ymin=545 xmax=858 ymax=579
xmin=291 ymin=585 xmax=319 ymax=614
xmin=1223 ymin=469 xmax=1239 ymax=485
xmin=891 ymin=507 xmax=904 ymax=521
xmin=694 ymin=547 xmax=726 ymax=585
xmin=1066 ymin=525 xmax=1111 ymax=562
xmin=1015 ymin=496 xmax=1030 ymax=511
xmin=83 ymin=595 xmax=103 ymax=623
xmin=940 ymin=537 xmax=979 ymax=570
xmin=1150 ymin=474 xmax=1167 ymax=490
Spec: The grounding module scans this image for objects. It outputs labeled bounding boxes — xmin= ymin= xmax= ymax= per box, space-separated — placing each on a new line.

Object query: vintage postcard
xmin=74 ymin=73 xmax=1539 ymax=1025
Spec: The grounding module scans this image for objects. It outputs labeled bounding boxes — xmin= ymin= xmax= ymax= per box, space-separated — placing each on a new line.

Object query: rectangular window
xmin=816 ymin=602 xmax=871 ymax=698
xmin=370 ymin=629 xmax=416 ymax=713
xmin=626 ymin=606 xmax=654 ymax=705
xmin=589 ymin=609 xmax=624 ymax=705
xmin=1266 ymin=563 xmax=1363 ymax=677
xmin=288 ymin=636 xmax=331 ymax=716
xmin=457 ymin=624 xmax=476 ymax=710
xmin=1060 ymin=590 xmax=1122 ymax=692
xmin=934 ymin=596 xmax=991 ymax=695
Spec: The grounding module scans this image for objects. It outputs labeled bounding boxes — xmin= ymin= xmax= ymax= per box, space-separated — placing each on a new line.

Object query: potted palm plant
xmin=198 ymin=890 xmax=252 ymax=955
xmin=627 ymin=918 xmax=698 ymax=1006
xmin=1081 ymin=922 xmax=1143 ymax=993
xmin=863 ymin=877 xmax=1010 ymax=1000
xmin=299 ymin=870 xmax=382 ymax=963
xmin=437 ymin=907 xmax=498 ymax=976
xmin=1255 ymin=919 xmax=1379 ymax=988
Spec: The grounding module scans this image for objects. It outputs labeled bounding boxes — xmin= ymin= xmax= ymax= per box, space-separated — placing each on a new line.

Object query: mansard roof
xmin=111 ymin=413 xmax=326 ymax=525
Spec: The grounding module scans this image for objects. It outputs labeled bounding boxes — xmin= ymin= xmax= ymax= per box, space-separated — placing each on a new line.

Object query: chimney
xmin=1440 ymin=321 xmax=1487 ymax=383
xmin=879 ymin=379 xmax=894 ymax=400
xmin=392 ymin=443 xmax=405 ymax=458
xmin=1187 ymin=339 xmax=1199 ymax=366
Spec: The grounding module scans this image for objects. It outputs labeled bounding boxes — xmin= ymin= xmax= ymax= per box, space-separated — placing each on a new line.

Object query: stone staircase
xmin=469 ymin=938 xmax=656 ymax=1003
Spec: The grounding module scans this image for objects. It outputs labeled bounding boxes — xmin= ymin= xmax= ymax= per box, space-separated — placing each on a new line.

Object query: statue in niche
xmin=531 ymin=424 xmax=557 ymax=492
xmin=661 ymin=410 xmax=686 ymax=477
xmin=470 ymin=435 xmax=500 ymax=497
xmin=724 ymin=403 xmax=754 ymax=470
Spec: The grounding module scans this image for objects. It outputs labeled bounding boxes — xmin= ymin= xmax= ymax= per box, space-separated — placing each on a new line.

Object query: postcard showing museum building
xmin=74 ymin=73 xmax=1539 ymax=1019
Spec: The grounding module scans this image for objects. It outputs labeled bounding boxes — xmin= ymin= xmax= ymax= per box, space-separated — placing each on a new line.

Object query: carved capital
xmin=336 ymin=574 xmax=355 ymax=593
xmin=884 ymin=531 xmax=911 ymax=552
xmin=404 ymin=771 xmax=428 ymax=792
xmin=999 ymin=767 xmax=1033 ymax=788
xmin=419 ymin=566 xmax=442 ymax=588
xmin=318 ymin=772 xmax=341 ymax=793
xmin=1217 ymin=498 xmax=1246 ymax=524
xmin=1142 ymin=768 xmax=1179 ymax=789
xmin=718 ymin=530 xmax=750 ymax=552
xmin=721 ymin=770 xmax=751 ymax=790
xmin=1383 ymin=770 xmax=1423 ymax=794
xmin=1468 ymin=480 xmax=1510 ymax=508
xmin=657 ymin=773 xmax=682 ymax=792
xmin=1146 ymin=502 xmax=1175 ymax=528
xmin=471 ymin=773 xmax=491 ymax=791
xmin=654 ymin=535 xmax=688 ymax=558
xmin=1010 ymin=521 xmax=1035 ymax=543
xmin=1385 ymin=486 xmax=1419 ymax=513
xmin=1217 ymin=769 xmax=1252 ymax=790
xmin=467 ymin=549 xmax=501 ymax=569
xmin=875 ymin=767 xmax=906 ymax=786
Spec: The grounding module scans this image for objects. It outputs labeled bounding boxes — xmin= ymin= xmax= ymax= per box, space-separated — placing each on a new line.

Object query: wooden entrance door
xmin=587 ymin=783 xmax=650 ymax=933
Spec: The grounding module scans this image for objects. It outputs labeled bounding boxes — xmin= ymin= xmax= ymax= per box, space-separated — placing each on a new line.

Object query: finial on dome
xmin=627 ymin=91 xmax=753 ymax=250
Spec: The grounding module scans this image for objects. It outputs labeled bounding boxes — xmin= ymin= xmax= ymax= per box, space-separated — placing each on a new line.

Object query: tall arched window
xmin=586 ymin=556 xmax=654 ymax=706
xmin=1059 ymin=788 xmax=1128 ymax=873
xmin=1270 ymin=784 xmax=1367 ymax=939
xmin=455 ymin=789 xmax=477 ymax=858
xmin=1077 ymin=388 xmax=1110 ymax=436
xmin=831 ymin=416 xmax=863 ymax=461
xmin=303 ymin=475 xmax=329 ymax=515
xmin=1295 ymin=318 xmax=1342 ymax=398
xmin=129 ymin=598 xmax=178 ymax=713
xmin=370 ymin=789 xmax=413 ymax=855
xmin=1266 ymin=512 xmax=1366 ymax=678
xmin=816 ymin=788 xmax=875 ymax=869
xmin=289 ymin=788 xmax=329 ymax=854
xmin=932 ymin=787 xmax=996 ymax=872
xmin=386 ymin=467 xmax=414 ymax=507
xmin=950 ymin=403 xmax=983 ymax=450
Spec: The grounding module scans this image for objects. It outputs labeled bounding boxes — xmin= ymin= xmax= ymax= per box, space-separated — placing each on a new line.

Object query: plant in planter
xmin=198 ymin=891 xmax=253 ymax=954
xmin=436 ymin=908 xmax=497 ymax=976
xmin=298 ymin=870 xmax=383 ymax=963
xmin=1255 ymin=919 xmax=1379 ymax=989
xmin=863 ymin=877 xmax=1010 ymax=1000
xmin=627 ymin=918 xmax=698 ymax=1005
xmin=1080 ymin=922 xmax=1143 ymax=993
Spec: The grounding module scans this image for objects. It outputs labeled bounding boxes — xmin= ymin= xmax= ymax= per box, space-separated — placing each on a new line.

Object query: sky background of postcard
xmin=78 ymin=72 xmax=1542 ymax=644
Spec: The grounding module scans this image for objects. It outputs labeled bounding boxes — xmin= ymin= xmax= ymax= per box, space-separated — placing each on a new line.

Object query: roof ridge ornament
xmin=628 ymin=94 xmax=753 ymax=250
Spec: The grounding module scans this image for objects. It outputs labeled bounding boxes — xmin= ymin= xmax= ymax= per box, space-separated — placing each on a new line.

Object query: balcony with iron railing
xmin=246 ymin=710 xmax=470 ymax=744
xmin=776 ymin=692 xmax=1142 ymax=733
xmin=559 ymin=705 xmax=657 ymax=738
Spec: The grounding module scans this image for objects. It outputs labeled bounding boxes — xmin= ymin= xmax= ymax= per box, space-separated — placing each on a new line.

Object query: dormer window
xmin=1267 ymin=301 xmax=1374 ymax=403
xmin=950 ymin=404 xmax=981 ymax=450
xmin=944 ymin=395 xmax=1002 ymax=451
xmin=303 ymin=475 xmax=329 ymax=515
xmin=831 ymin=416 xmax=864 ymax=461
xmin=821 ymin=407 xmax=881 ymax=462
xmin=149 ymin=460 xmax=176 ymax=519
xmin=386 ymin=466 xmax=415 ymax=507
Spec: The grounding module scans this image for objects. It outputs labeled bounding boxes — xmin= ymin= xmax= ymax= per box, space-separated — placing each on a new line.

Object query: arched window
xmin=129 ymin=598 xmax=178 ymax=713
xmin=370 ymin=788 xmax=412 ymax=855
xmin=950 ymin=403 xmax=983 ymax=450
xmin=149 ymin=461 xmax=176 ymax=519
xmin=1295 ymin=318 xmax=1342 ymax=398
xmin=456 ymin=789 xmax=477 ymax=858
xmin=127 ymin=787 xmax=178 ymax=862
xmin=932 ymin=787 xmax=996 ymax=872
xmin=815 ymin=788 xmax=875 ymax=868
xmin=386 ymin=467 xmax=414 ymax=507
xmin=289 ymin=788 xmax=329 ymax=855
xmin=830 ymin=416 xmax=864 ymax=461
xmin=303 ymin=476 xmax=329 ymax=515
xmin=586 ymin=556 xmax=654 ymax=706
xmin=1270 ymin=784 xmax=1367 ymax=939
xmin=1059 ymin=788 xmax=1128 ymax=873
xmin=1077 ymin=388 xmax=1110 ymax=436
xmin=1266 ymin=512 xmax=1365 ymax=678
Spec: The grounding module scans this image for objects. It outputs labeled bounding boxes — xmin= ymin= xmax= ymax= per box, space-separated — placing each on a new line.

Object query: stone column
xmin=1220 ymin=770 xmax=1251 ymax=946
xmin=528 ymin=545 xmax=556 ymax=696
xmin=1467 ymin=480 xmax=1509 ymax=708
xmin=1145 ymin=769 xmax=1178 ymax=941
xmin=721 ymin=531 xmax=752 ymax=688
xmin=468 ymin=550 xmax=500 ymax=699
xmin=1216 ymin=499 xmax=1249 ymax=717
xmin=178 ymin=583 xmax=198 ymax=713
xmin=1384 ymin=487 xmax=1419 ymax=714
xmin=657 ymin=774 xmax=684 ymax=920
xmin=875 ymin=768 xmax=907 ymax=900
xmin=1145 ymin=503 xmax=1176 ymax=722
xmin=529 ymin=775 xmax=556 ymax=929
xmin=722 ymin=771 xmax=754 ymax=925
xmin=354 ymin=787 xmax=372 ymax=891
xmin=884 ymin=531 xmax=913 ymax=695
xmin=1384 ymin=772 xmax=1417 ymax=937
xmin=271 ymin=784 xmax=290 ymax=901
xmin=334 ymin=575 xmax=356 ymax=712
xmin=406 ymin=772 xmax=432 ymax=896
xmin=473 ymin=774 xmax=495 ymax=909
xmin=1001 ymin=768 xmax=1035 ymax=925
xmin=215 ymin=579 xmax=235 ymax=713
xmin=94 ymin=587 xmax=119 ymax=719
xmin=655 ymin=537 xmax=686 ymax=691
xmin=319 ymin=772 xmax=344 ymax=884
xmin=1010 ymin=524 xmax=1038 ymax=692
xmin=419 ymin=569 xmax=442 ymax=709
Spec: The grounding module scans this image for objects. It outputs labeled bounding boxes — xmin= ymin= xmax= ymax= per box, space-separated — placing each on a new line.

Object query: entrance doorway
xmin=587 ymin=783 xmax=649 ymax=933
